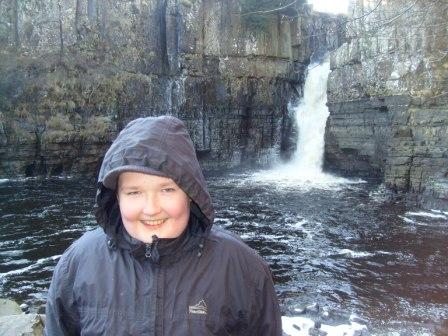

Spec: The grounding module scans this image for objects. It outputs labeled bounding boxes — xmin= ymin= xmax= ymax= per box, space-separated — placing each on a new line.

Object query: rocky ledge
xmin=325 ymin=0 xmax=448 ymax=210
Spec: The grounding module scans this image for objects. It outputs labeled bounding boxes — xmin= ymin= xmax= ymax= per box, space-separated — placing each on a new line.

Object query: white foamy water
xmin=249 ymin=61 xmax=364 ymax=190
xmin=0 ymin=176 xmax=74 ymax=184
xmin=282 ymin=315 xmax=367 ymax=336
xmin=0 ymin=177 xmax=37 ymax=183
xmin=292 ymin=61 xmax=331 ymax=172
xmin=398 ymin=215 xmax=417 ymax=224
xmin=399 ymin=209 xmax=448 ymax=226
xmin=335 ymin=249 xmax=373 ymax=258
xmin=0 ymin=255 xmax=61 ymax=278
xmin=248 ymin=168 xmax=364 ymax=191
xmin=405 ymin=211 xmax=447 ymax=219
xmin=290 ymin=219 xmax=308 ymax=229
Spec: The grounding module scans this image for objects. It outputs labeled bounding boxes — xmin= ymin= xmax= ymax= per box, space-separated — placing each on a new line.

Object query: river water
xmin=1 ymin=62 xmax=447 ymax=335
xmin=0 ymin=175 xmax=447 ymax=335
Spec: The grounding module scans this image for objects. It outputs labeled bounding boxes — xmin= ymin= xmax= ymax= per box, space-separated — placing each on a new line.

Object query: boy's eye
xmin=162 ymin=187 xmax=176 ymax=193
xmin=126 ymin=191 xmax=140 ymax=196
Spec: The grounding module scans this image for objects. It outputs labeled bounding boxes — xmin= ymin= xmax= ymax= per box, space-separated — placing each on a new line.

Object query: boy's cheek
xmin=119 ymin=202 xmax=139 ymax=218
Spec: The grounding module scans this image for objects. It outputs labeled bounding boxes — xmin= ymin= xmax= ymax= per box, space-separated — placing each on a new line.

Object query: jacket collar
xmin=107 ymin=214 xmax=206 ymax=265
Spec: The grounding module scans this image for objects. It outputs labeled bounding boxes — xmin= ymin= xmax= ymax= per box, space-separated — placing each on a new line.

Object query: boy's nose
xmin=143 ymin=194 xmax=161 ymax=215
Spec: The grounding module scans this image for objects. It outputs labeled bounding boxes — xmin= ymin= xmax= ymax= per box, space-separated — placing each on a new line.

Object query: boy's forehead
xmin=118 ymin=171 xmax=175 ymax=186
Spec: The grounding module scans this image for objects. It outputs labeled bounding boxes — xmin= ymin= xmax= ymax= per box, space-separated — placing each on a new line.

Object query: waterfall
xmin=291 ymin=61 xmax=330 ymax=174
xmin=249 ymin=61 xmax=363 ymax=190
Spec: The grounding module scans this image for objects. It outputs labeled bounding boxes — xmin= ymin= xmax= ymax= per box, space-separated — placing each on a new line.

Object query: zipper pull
xmin=145 ymin=243 xmax=152 ymax=258
xmin=145 ymin=235 xmax=159 ymax=261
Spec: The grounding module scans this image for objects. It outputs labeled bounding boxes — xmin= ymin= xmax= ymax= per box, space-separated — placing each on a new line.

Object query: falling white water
xmin=249 ymin=61 xmax=364 ymax=190
xmin=291 ymin=61 xmax=331 ymax=172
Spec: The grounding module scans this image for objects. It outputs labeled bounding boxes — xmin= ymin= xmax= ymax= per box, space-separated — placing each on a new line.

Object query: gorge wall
xmin=1 ymin=0 xmax=344 ymax=177
xmin=325 ymin=0 xmax=448 ymax=209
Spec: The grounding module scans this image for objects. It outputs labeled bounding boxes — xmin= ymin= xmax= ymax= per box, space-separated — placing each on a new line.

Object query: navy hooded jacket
xmin=45 ymin=116 xmax=282 ymax=335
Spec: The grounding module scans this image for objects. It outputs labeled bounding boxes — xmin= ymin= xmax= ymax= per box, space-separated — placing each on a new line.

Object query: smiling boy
xmin=117 ymin=172 xmax=191 ymax=243
xmin=45 ymin=116 xmax=282 ymax=335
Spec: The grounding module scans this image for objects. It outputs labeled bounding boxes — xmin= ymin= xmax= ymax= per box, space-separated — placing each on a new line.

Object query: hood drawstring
xmin=145 ymin=235 xmax=160 ymax=263
xmin=197 ymin=237 xmax=205 ymax=258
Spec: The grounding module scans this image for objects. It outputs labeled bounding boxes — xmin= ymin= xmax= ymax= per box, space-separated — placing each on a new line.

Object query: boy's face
xmin=117 ymin=172 xmax=190 ymax=243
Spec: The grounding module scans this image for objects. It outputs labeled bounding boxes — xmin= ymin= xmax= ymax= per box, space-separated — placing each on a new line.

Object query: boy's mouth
xmin=140 ymin=219 xmax=168 ymax=226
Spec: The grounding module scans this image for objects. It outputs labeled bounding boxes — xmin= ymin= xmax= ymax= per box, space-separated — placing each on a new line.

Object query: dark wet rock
xmin=20 ymin=303 xmax=30 ymax=313
xmin=293 ymin=303 xmax=323 ymax=317
xmin=306 ymin=303 xmax=321 ymax=314
xmin=308 ymin=327 xmax=327 ymax=336
xmin=295 ymin=306 xmax=308 ymax=315
xmin=355 ymin=330 xmax=371 ymax=336
xmin=350 ymin=315 xmax=368 ymax=326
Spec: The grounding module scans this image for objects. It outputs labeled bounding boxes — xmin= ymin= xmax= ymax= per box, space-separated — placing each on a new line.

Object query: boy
xmin=45 ymin=116 xmax=282 ymax=335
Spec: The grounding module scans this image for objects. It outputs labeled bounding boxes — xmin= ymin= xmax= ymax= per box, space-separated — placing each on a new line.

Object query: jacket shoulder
xmin=58 ymin=228 xmax=107 ymax=265
xmin=207 ymin=226 xmax=272 ymax=286
xmin=49 ymin=228 xmax=109 ymax=297
xmin=209 ymin=226 xmax=258 ymax=254
xmin=72 ymin=227 xmax=107 ymax=247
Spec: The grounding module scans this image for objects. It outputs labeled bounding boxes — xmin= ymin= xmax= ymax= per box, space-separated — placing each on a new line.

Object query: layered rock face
xmin=326 ymin=0 xmax=448 ymax=209
xmin=0 ymin=0 xmax=320 ymax=177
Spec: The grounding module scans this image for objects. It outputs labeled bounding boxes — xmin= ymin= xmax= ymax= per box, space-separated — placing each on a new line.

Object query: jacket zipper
xmin=145 ymin=243 xmax=152 ymax=258
xmin=144 ymin=240 xmax=161 ymax=335
xmin=145 ymin=235 xmax=159 ymax=262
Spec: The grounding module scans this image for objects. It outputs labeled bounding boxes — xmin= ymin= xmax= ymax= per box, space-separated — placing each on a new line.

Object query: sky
xmin=307 ymin=0 xmax=350 ymax=14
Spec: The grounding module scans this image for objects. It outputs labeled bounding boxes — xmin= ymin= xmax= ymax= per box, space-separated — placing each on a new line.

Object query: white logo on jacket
xmin=189 ymin=300 xmax=207 ymax=315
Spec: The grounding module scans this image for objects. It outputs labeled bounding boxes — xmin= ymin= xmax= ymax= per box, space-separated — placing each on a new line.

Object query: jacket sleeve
xmin=45 ymin=250 xmax=80 ymax=336
xmin=249 ymin=266 xmax=283 ymax=336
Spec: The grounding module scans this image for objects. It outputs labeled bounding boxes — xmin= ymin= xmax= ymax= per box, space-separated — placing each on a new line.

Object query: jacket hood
xmin=95 ymin=116 xmax=214 ymax=245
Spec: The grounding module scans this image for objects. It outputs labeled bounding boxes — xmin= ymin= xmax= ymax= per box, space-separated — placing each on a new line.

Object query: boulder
xmin=0 ymin=300 xmax=44 ymax=336
xmin=0 ymin=299 xmax=22 ymax=316
xmin=0 ymin=314 xmax=44 ymax=336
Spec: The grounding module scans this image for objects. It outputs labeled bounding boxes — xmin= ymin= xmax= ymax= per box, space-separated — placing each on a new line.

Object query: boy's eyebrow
xmin=119 ymin=182 xmax=177 ymax=189
xmin=159 ymin=181 xmax=176 ymax=187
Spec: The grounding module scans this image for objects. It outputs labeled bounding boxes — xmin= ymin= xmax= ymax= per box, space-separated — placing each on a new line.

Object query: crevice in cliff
xmin=28 ymin=127 xmax=46 ymax=177
xmin=159 ymin=0 xmax=170 ymax=75
xmin=240 ymin=80 xmax=255 ymax=166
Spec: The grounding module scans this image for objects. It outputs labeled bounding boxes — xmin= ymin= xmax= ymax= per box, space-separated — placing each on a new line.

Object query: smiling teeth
xmin=141 ymin=219 xmax=166 ymax=226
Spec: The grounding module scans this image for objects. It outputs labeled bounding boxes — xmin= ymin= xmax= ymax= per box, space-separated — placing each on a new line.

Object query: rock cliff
xmin=325 ymin=0 xmax=448 ymax=209
xmin=1 ymin=0 xmax=339 ymax=177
